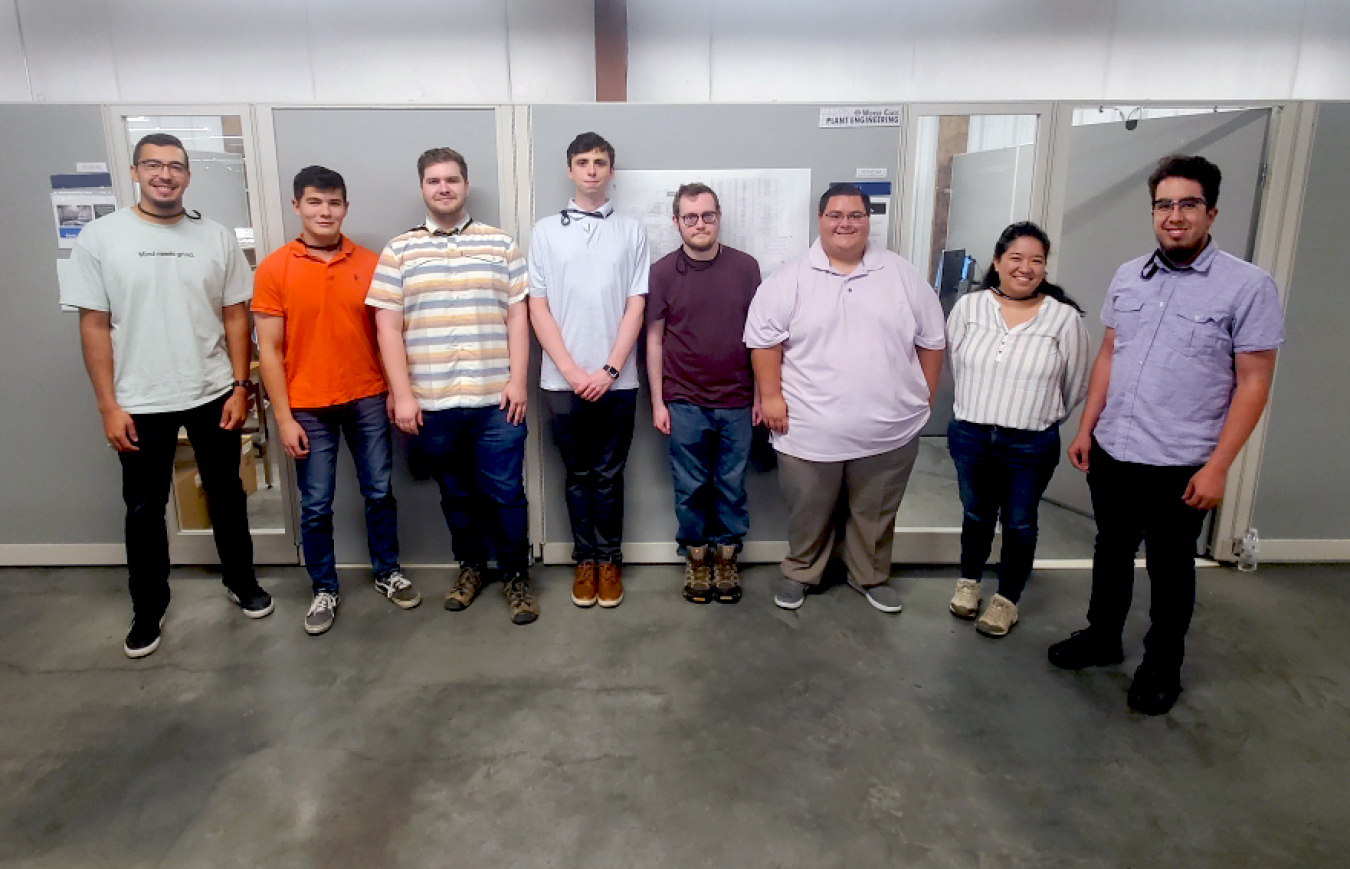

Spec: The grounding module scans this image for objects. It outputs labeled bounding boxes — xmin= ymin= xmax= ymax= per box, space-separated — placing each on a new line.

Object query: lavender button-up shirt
xmin=1095 ymin=241 xmax=1285 ymax=467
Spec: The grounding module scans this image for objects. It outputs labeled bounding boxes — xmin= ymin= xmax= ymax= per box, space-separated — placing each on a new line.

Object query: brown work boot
xmin=712 ymin=544 xmax=742 ymax=604
xmin=597 ymin=562 xmax=624 ymax=608
xmin=572 ymin=561 xmax=598 ymax=607
xmin=503 ymin=570 xmax=539 ymax=625
xmin=681 ymin=546 xmax=713 ymax=603
xmin=444 ymin=565 xmax=483 ymax=611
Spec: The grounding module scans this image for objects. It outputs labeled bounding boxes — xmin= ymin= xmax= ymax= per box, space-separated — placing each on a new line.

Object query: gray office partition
xmin=270 ymin=107 xmax=503 ymax=566
xmin=1252 ymin=102 xmax=1350 ymax=549
xmin=528 ymin=104 xmax=905 ymax=561
xmin=0 ymin=105 xmax=126 ymax=562
xmin=1043 ymin=109 xmax=1271 ymax=520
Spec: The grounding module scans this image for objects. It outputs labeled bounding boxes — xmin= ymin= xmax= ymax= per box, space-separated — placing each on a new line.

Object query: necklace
xmin=990 ymin=285 xmax=1040 ymax=302
xmin=300 ymin=236 xmax=343 ymax=251
xmin=135 ymin=203 xmax=199 ymax=221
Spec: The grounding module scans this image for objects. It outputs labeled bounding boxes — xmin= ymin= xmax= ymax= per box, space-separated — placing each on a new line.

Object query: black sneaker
xmin=124 ymin=614 xmax=165 ymax=659
xmin=226 ymin=584 xmax=275 ymax=619
xmin=1127 ymin=660 xmax=1183 ymax=715
xmin=1047 ymin=629 xmax=1125 ymax=670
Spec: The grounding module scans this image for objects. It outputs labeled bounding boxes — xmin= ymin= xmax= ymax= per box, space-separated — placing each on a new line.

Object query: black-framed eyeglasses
xmin=1152 ymin=197 xmax=1206 ymax=215
xmin=823 ymin=211 xmax=869 ymax=222
xmin=678 ymin=211 xmax=719 ymax=227
xmin=137 ymin=159 xmax=189 ymax=175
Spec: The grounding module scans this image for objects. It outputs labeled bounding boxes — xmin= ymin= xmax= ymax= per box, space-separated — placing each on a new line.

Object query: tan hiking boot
xmin=949 ymin=579 xmax=981 ymax=619
xmin=503 ymin=571 xmax=539 ymax=625
xmin=976 ymin=593 xmax=1019 ymax=638
xmin=682 ymin=546 xmax=713 ymax=603
xmin=712 ymin=544 xmax=742 ymax=604
xmin=572 ymin=562 xmax=598 ymax=607
xmin=597 ymin=562 xmax=624 ymax=608
xmin=444 ymin=565 xmax=483 ymax=611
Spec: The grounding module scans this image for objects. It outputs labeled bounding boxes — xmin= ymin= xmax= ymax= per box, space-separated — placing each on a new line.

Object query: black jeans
xmin=119 ymin=392 xmax=255 ymax=618
xmin=546 ymin=389 xmax=637 ymax=563
xmin=1085 ymin=439 xmax=1206 ymax=668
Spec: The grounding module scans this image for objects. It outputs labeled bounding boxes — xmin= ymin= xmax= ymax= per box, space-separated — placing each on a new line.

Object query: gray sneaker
xmin=849 ymin=579 xmax=903 ymax=613
xmin=374 ymin=569 xmax=421 ymax=609
xmin=773 ymin=577 xmax=807 ymax=610
xmin=305 ymin=592 xmax=339 ymax=635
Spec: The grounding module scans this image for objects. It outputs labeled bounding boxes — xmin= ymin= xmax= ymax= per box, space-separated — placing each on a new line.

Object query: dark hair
xmin=672 ymin=182 xmax=720 ymax=217
xmin=1148 ymin=154 xmax=1221 ymax=208
xmin=292 ymin=165 xmax=346 ymax=201
xmin=817 ymin=182 xmax=871 ymax=215
xmin=132 ymin=133 xmax=188 ymax=168
xmin=417 ymin=147 xmax=468 ymax=182
xmin=567 ymin=132 xmax=615 ymax=167
xmin=981 ymin=221 xmax=1084 ymax=314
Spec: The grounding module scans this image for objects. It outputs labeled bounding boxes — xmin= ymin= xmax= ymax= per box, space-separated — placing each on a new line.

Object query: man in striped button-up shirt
xmin=367 ymin=147 xmax=538 ymax=626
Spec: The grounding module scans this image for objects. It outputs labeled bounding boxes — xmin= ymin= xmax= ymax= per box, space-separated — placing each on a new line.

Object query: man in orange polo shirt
xmin=253 ymin=165 xmax=421 ymax=635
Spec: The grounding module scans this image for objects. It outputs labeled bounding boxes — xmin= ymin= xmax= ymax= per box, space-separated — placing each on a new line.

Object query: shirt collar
xmin=424 ymin=214 xmax=472 ymax=235
xmin=288 ymin=235 xmax=354 ymax=262
xmin=808 ymin=237 xmax=880 ymax=275
xmin=567 ymin=199 xmax=614 ymax=218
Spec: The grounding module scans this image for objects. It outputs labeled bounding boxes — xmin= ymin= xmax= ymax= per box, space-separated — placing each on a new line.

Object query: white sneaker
xmin=949 ymin=579 xmax=981 ymax=619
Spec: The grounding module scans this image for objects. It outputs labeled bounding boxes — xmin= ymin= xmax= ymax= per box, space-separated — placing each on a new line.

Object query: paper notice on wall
xmin=609 ymin=168 xmax=812 ymax=278
xmin=51 ymin=173 xmax=116 ymax=249
xmin=820 ymin=106 xmax=902 ymax=128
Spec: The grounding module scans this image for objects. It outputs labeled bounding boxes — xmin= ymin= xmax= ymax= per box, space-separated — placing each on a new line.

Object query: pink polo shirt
xmin=743 ymin=240 xmax=946 ymax=462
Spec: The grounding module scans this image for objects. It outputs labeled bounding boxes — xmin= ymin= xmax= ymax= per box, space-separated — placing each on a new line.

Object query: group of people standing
xmin=65 ymin=130 xmax=1283 ymax=716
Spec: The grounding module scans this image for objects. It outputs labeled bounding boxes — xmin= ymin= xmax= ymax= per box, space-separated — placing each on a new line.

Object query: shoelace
xmin=309 ymin=592 xmax=337 ymax=615
xmin=505 ymin=576 xmax=532 ymax=606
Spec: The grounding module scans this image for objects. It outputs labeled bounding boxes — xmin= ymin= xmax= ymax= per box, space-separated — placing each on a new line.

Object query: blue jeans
xmin=666 ymin=401 xmax=752 ymax=553
xmin=418 ymin=405 xmax=529 ymax=574
xmin=294 ymin=393 xmax=400 ymax=594
xmin=947 ymin=418 xmax=1060 ymax=603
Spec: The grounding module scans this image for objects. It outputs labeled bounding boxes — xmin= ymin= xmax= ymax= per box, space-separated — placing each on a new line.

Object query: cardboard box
xmin=172 ymin=435 xmax=257 ymax=530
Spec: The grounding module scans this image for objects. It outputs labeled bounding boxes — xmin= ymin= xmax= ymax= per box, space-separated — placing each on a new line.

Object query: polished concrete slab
xmin=0 ymin=563 xmax=1346 ymax=868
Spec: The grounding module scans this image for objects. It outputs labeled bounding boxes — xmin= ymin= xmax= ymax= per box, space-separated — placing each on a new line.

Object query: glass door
xmin=107 ymin=106 xmax=298 ymax=565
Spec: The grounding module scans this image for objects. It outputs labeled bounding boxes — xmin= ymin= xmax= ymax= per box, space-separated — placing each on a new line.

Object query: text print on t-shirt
xmin=138 ymin=250 xmax=196 ymax=258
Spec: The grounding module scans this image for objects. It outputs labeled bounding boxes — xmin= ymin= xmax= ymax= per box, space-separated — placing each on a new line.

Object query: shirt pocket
xmin=1110 ymin=293 xmax=1147 ymax=344
xmin=1168 ymin=304 xmax=1231 ymax=357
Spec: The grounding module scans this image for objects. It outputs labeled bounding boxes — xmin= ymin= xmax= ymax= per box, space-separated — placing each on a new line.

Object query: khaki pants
xmin=777 ymin=438 xmax=920 ymax=588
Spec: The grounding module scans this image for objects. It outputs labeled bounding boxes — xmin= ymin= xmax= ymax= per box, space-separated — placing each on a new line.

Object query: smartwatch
xmin=602 ymin=364 xmax=620 ymax=380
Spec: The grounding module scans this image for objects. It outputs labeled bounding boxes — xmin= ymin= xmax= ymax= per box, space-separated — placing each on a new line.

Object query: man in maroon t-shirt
xmin=645 ymin=183 xmax=762 ymax=604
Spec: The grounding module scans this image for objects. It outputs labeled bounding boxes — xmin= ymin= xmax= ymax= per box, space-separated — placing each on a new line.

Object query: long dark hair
xmin=981 ymin=222 xmax=1083 ymax=314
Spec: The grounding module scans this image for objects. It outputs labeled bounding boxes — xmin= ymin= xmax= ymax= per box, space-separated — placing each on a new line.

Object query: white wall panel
xmin=506 ymin=0 xmax=595 ymax=103
xmin=1293 ymin=0 xmax=1350 ymax=98
xmin=15 ymin=0 xmax=119 ymax=102
xmin=0 ymin=1 xmax=31 ymax=101
xmin=628 ymin=0 xmax=712 ymax=103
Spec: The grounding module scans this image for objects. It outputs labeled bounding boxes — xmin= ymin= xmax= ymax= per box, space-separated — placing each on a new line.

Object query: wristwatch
xmin=232 ymin=380 xmax=251 ymax=391
xmin=602 ymin=364 xmax=620 ymax=380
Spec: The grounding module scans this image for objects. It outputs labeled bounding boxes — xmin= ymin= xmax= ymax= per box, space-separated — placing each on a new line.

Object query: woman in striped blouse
xmin=945 ymin=222 xmax=1091 ymax=637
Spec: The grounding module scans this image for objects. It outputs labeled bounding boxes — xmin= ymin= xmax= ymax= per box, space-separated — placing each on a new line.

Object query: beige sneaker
xmin=949 ymin=579 xmax=981 ymax=619
xmin=976 ymin=593 xmax=1019 ymax=637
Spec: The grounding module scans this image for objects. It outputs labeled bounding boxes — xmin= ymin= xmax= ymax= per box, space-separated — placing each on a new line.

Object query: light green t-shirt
xmin=64 ymin=208 xmax=253 ymax=414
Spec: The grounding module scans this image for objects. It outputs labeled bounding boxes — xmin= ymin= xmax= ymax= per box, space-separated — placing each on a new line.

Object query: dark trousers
xmin=947 ymin=419 xmax=1060 ymax=603
xmin=546 ymin=389 xmax=637 ymax=564
xmin=417 ymin=405 xmax=530 ymax=574
xmin=1086 ymin=439 xmax=1206 ymax=668
xmin=119 ymin=392 xmax=255 ymax=618
xmin=293 ymin=393 xmax=399 ymax=593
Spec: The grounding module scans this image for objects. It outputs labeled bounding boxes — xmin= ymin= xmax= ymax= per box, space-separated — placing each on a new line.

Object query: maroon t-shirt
xmin=646 ymin=245 xmax=761 ymax=408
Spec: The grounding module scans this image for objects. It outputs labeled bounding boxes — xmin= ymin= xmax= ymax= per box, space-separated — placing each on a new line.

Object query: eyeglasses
xmin=678 ymin=211 xmax=719 ymax=227
xmin=1152 ymin=197 xmax=1207 ymax=215
xmin=137 ymin=159 xmax=188 ymax=176
xmin=823 ymin=211 xmax=869 ymax=222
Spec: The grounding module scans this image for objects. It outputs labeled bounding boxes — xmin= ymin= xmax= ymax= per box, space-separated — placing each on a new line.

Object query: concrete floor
xmin=0 ymin=563 xmax=1346 ymax=868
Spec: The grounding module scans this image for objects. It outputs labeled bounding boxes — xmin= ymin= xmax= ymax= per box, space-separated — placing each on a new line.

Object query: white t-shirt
xmin=64 ymin=208 xmax=253 ymax=414
xmin=743 ymin=240 xmax=946 ymax=462
xmin=528 ymin=200 xmax=649 ymax=391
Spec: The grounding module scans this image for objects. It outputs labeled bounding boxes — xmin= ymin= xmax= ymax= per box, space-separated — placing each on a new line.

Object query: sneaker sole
xmin=848 ymin=581 xmax=902 ymax=614
xmin=950 ymin=603 xmax=980 ymax=619
xmin=305 ymin=619 xmax=334 ymax=636
xmin=774 ymin=595 xmax=805 ymax=610
xmin=572 ymin=594 xmax=598 ymax=607
xmin=683 ymin=588 xmax=714 ymax=604
xmin=511 ymin=611 xmax=539 ymax=625
xmin=387 ymin=596 xmax=421 ymax=610
xmin=226 ymin=590 xmax=275 ymax=619
xmin=597 ymin=594 xmax=624 ymax=609
xmin=714 ymin=589 xmax=742 ymax=604
xmin=976 ymin=621 xmax=1015 ymax=638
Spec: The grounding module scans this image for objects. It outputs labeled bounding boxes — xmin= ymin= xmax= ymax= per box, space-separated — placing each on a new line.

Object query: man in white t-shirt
xmin=65 ymin=133 xmax=273 ymax=659
xmin=744 ymin=183 xmax=946 ymax=614
xmin=528 ymin=132 xmax=649 ymax=610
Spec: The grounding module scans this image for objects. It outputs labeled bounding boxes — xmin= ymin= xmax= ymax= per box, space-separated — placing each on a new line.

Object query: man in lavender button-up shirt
xmin=1049 ymin=155 xmax=1285 ymax=716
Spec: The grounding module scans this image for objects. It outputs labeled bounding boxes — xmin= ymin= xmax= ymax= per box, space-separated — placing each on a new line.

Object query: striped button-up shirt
xmin=1095 ymin=242 xmax=1284 ymax=466
xmin=366 ymin=217 xmax=527 ymax=410
xmin=947 ymin=290 xmax=1091 ymax=432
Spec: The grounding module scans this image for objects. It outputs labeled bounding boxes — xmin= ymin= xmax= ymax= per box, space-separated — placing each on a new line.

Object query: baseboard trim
xmin=0 ymin=544 xmax=127 ymax=566
xmin=1256 ymin=539 xmax=1350 ymax=562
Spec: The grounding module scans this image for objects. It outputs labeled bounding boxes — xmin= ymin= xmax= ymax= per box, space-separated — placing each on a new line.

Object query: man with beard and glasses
xmin=1049 ymin=154 xmax=1285 ymax=715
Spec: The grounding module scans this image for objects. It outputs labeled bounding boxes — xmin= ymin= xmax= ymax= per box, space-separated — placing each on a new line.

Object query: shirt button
xmin=1159 ymin=302 xmax=1164 ymax=307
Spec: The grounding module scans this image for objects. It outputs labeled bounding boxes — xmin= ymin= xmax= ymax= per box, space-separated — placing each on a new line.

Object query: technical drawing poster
xmin=609 ymin=168 xmax=812 ymax=278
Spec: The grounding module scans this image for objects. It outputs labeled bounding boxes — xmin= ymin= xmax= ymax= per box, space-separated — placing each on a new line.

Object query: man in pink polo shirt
xmin=744 ymin=183 xmax=945 ymax=613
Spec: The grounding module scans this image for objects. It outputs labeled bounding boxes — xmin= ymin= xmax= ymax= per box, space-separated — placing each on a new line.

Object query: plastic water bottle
xmin=1237 ymin=528 xmax=1259 ymax=572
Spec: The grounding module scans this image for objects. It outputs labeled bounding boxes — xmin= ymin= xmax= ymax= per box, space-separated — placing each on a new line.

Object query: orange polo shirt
xmin=251 ymin=238 xmax=386 ymax=410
